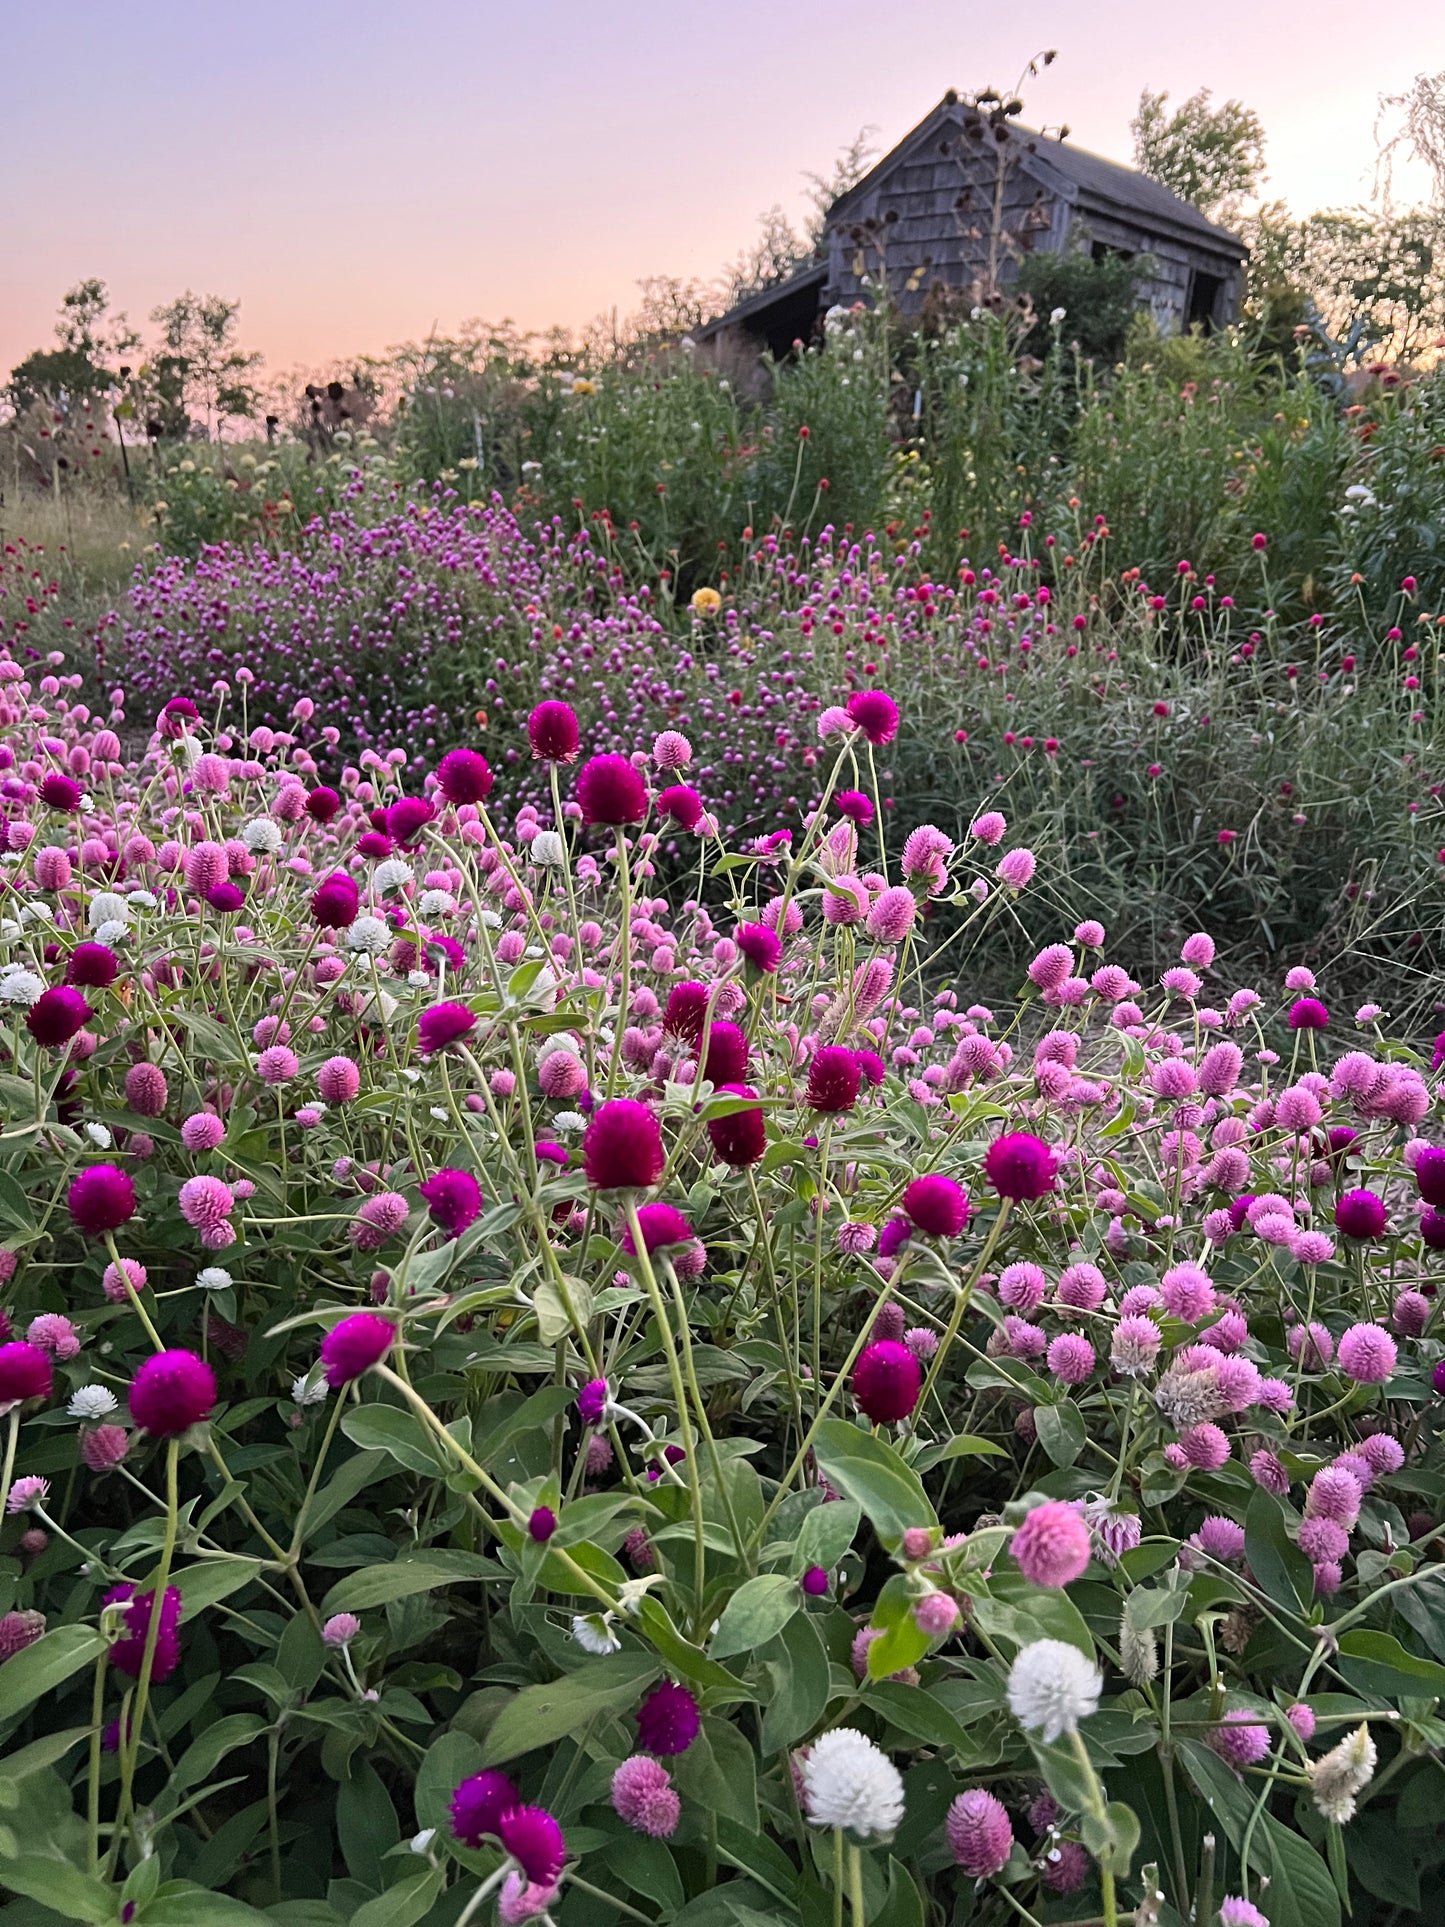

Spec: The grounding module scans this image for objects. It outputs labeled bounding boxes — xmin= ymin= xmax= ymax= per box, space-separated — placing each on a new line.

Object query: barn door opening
xmin=1187 ymin=270 xmax=1224 ymax=332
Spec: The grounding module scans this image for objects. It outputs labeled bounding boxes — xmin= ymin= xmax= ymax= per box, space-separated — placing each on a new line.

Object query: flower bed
xmin=0 ymin=664 xmax=1442 ymax=1926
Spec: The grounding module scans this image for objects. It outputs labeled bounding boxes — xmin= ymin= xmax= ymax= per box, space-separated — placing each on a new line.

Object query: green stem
xmin=917 ymin=1198 xmax=1012 ymax=1418
xmin=112 ymin=1436 xmax=180 ymax=1869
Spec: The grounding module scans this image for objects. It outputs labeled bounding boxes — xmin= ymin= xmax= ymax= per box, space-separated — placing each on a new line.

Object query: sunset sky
xmin=5 ymin=0 xmax=1443 ymax=387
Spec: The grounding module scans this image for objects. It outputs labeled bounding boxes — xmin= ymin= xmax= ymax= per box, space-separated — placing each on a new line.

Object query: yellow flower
xmin=691 ymin=587 xmax=722 ymax=615
xmin=571 ymin=378 xmax=597 ymax=396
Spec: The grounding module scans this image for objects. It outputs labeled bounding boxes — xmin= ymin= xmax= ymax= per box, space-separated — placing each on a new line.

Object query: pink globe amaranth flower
xmin=1414 ymin=1146 xmax=1445 ymax=1207
xmin=946 ymin=1788 xmax=1014 ymax=1876
xmin=622 ymin=1203 xmax=694 ymax=1255
xmin=854 ymin=1341 xmax=922 ymax=1424
xmin=734 ymin=921 xmax=782 ymax=974
xmin=527 ymin=1505 xmax=557 ymax=1543
xmin=183 ymin=842 xmax=228 ymax=895
xmin=1286 ymin=1701 xmax=1317 ymax=1742
xmin=583 ymin=1099 xmax=664 ymax=1191
xmin=1179 ymin=1423 xmax=1231 ymax=1470
xmin=1195 ymin=1516 xmax=1247 ymax=1562
xmin=1298 ymin=1516 xmax=1349 ymax=1564
xmin=538 ymin=1050 xmax=586 ymax=1098
xmin=1393 ymin=1289 xmax=1430 ymax=1337
xmin=68 ymin=1165 xmax=136 ymax=1236
xmin=1198 ymin=1040 xmax=1244 ymax=1095
xmin=1180 ymin=931 xmax=1216 ymax=968
xmin=652 ymin=729 xmax=692 ymax=771
xmin=1288 ymin=1321 xmax=1334 ymax=1370
xmin=1028 ymin=944 xmax=1075 ymax=993
xmin=1288 ymin=997 xmax=1329 ymax=1030
xmin=103 ymin=1257 xmax=146 ymax=1303
xmin=420 ymin=1168 xmax=482 ymax=1237
xmin=180 ymin=1111 xmax=225 ymax=1152
xmin=984 ymin=1132 xmax=1057 ymax=1202
xmin=846 ymin=687 xmax=899 ymax=745
xmin=450 ymin=1769 xmax=523 ymax=1847
xmin=82 ymin=1424 xmax=129 ymax=1472
xmin=657 ymin=783 xmax=704 ymax=831
xmin=26 ymin=985 xmax=91 ymax=1049
xmin=320 ymin=1313 xmax=396 ymax=1387
xmin=707 ymin=1085 xmax=766 ymax=1167
xmin=26 ymin=1313 xmax=79 ymax=1361
xmin=322 ymin=1612 xmax=361 ymax=1647
xmin=900 ymin=823 xmax=952 ymax=892
xmin=528 ymin=700 xmax=581 ymax=762
xmin=1357 ymin=1432 xmax=1404 ymax=1477
xmin=0 ymin=1608 xmax=46 ymax=1659
xmin=257 ymin=1045 xmax=299 ymax=1085
xmin=1057 ymin=1262 xmax=1107 ymax=1313
xmin=864 ymin=885 xmax=916 ymax=945
xmin=0 ymin=1341 xmax=53 ymax=1406
xmin=1313 ymin=1559 xmax=1343 ymax=1596
xmin=417 ymin=1001 xmax=476 ymax=1057
xmin=105 ymin=1582 xmax=182 ymax=1681
xmin=995 ymin=847 xmax=1036 ymax=889
xmin=1207 ymin=1709 xmax=1271 ymax=1771
xmin=436 ymin=747 xmax=493 ymax=804
xmin=806 ymin=1045 xmax=862 ymax=1114
xmin=178 ymin=1175 xmax=235 ymax=1238
xmin=1160 ymin=1262 xmax=1216 ymax=1323
xmin=1251 ymin=1449 xmax=1290 ymax=1495
xmin=636 ymin=1679 xmax=700 ymax=1756
xmin=33 ymin=846 xmax=72 ymax=890
xmin=1043 ymin=1840 xmax=1090 ymax=1895
xmin=1010 ymin=1500 xmax=1091 ymax=1588
xmin=612 ymin=1756 xmax=680 ymax=1838
xmin=1291 ymin=1229 xmax=1335 ymax=1265
xmin=835 ymin=789 xmax=875 ymax=826
xmin=1307 ymin=1466 xmax=1362 ymax=1529
xmin=1111 ymin=1315 xmax=1162 ymax=1375
xmin=902 ymin=1175 xmax=969 ymax=1238
xmin=1047 ymin=1333 xmax=1096 ymax=1385
xmin=318 ymin=1055 xmax=362 ymax=1103
xmin=497 ymin=1805 xmax=566 ymax=1885
xmin=1219 ymin=1898 xmax=1269 ymax=1927
xmin=1337 ymin=1321 xmax=1397 ymax=1385
xmin=66 ymin=942 xmax=120 ymax=989
xmin=498 ymin=1872 xmax=559 ymax=1925
xmin=801 ymin=1564 xmax=831 ymax=1596
xmin=311 ymin=871 xmax=360 ymax=929
xmin=130 ymin=1350 xmax=216 ymax=1437
xmin=124 ymin=1062 xmax=168 ymax=1118
xmin=577 ymin=753 xmax=648 ymax=826
xmin=1335 ymin=1189 xmax=1386 ymax=1240
xmin=998 ymin=1262 xmax=1047 ymax=1312
xmin=349 ymin=1193 xmax=410 ymax=1251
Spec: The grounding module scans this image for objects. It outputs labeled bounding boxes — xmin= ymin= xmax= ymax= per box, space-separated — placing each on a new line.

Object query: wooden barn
xmin=695 ymin=91 xmax=1248 ymax=357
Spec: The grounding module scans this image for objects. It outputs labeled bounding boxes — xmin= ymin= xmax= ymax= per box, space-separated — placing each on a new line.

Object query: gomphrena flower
xmin=946 ymin=1788 xmax=1014 ymax=1876
xmin=657 ymin=784 xmax=703 ymax=830
xmin=0 ymin=1341 xmax=54 ymax=1407
xmin=702 ymin=1021 xmax=749 ymax=1085
xmin=419 ymin=1168 xmax=482 ymax=1238
xmin=636 ymin=1679 xmax=700 ymax=1756
xmin=416 ymin=1001 xmax=476 ymax=1056
xmin=734 ymin=922 xmax=782 ymax=973
xmin=1207 ymin=1709 xmax=1272 ymax=1770
xmin=450 ymin=1769 xmax=522 ymax=1847
xmin=901 ymin=1175 xmax=969 ymax=1238
xmin=582 ymin=1099 xmax=664 ymax=1191
xmin=835 ymin=789 xmax=874 ymax=826
xmin=621 ymin=1203 xmax=694 ymax=1255
xmin=320 ymin=1313 xmax=396 ymax=1387
xmin=26 ymin=985 xmax=91 ymax=1049
xmin=497 ymin=1806 xmax=566 ymax=1885
xmin=1334 ymin=1189 xmax=1387 ymax=1240
xmin=436 ymin=747 xmax=493 ymax=804
xmin=1336 ymin=1321 xmax=1397 ymax=1385
xmin=527 ymin=1506 xmax=556 ymax=1543
xmin=104 ymin=1582 xmax=182 ymax=1681
xmin=65 ymin=942 xmax=120 ymax=989
xmin=1010 ymin=1500 xmax=1091 ymax=1588
xmin=1288 ymin=997 xmax=1329 ymax=1030
xmin=311 ymin=872 xmax=360 ymax=929
xmin=528 ymin=700 xmax=580 ymax=762
xmin=706 ymin=1086 xmax=766 ymax=1167
xmin=1006 ymin=1638 xmax=1101 ymax=1741
xmin=800 ymin=1728 xmax=905 ymax=1838
xmin=1218 ymin=1899 xmax=1270 ymax=1927
xmin=806 ymin=1045 xmax=862 ymax=1114
xmin=129 ymin=1349 xmax=217 ymax=1436
xmin=853 ymin=1341 xmax=922 ymax=1425
xmin=845 ymin=688 xmax=900 ymax=746
xmin=576 ymin=754 xmax=648 ymax=826
xmin=611 ymin=1756 xmax=680 ymax=1838
xmin=1414 ymin=1146 xmax=1445 ymax=1207
xmin=576 ymin=1378 xmax=609 ymax=1424
xmin=983 ymin=1132 xmax=1058 ymax=1202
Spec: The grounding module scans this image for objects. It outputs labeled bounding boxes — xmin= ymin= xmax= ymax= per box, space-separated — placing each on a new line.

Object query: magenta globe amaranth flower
xmin=701 ymin=1021 xmax=749 ymax=1085
xmin=1010 ymin=1500 xmax=1090 ymax=1588
xmin=0 ymin=1342 xmax=54 ymax=1407
xmin=528 ymin=700 xmax=580 ymax=762
xmin=497 ymin=1806 xmax=566 ymax=1885
xmin=636 ymin=1679 xmax=700 ymax=1756
xmin=853 ymin=1340 xmax=922 ymax=1425
xmin=901 ymin=1174 xmax=969 ymax=1238
xmin=450 ymin=1769 xmax=523 ymax=1847
xmin=68 ymin=1164 xmax=136 ymax=1235
xmin=385 ymin=796 xmax=435 ymax=846
xmin=105 ymin=1583 xmax=182 ymax=1681
xmin=1335 ymin=1189 xmax=1387 ymax=1240
xmin=129 ymin=1350 xmax=217 ymax=1437
xmin=1288 ymin=997 xmax=1329 ymax=1030
xmin=417 ymin=1001 xmax=476 ymax=1056
xmin=311 ymin=871 xmax=359 ymax=929
xmin=582 ymin=1100 xmax=664 ymax=1191
xmin=26 ymin=985 xmax=91 ymax=1049
xmin=419 ymin=1168 xmax=482 ymax=1238
xmin=621 ymin=1203 xmax=694 ymax=1255
xmin=801 ymin=1565 xmax=830 ymax=1597
xmin=656 ymin=783 xmax=703 ymax=831
xmin=1414 ymin=1146 xmax=1445 ymax=1207
xmin=436 ymin=747 xmax=493 ymax=804
xmin=706 ymin=1085 xmax=766 ymax=1167
xmin=576 ymin=754 xmax=648 ymax=826
xmin=577 ymin=1378 xmax=609 ymax=1424
xmin=734 ymin=922 xmax=782 ymax=974
xmin=528 ymin=1506 xmax=557 ymax=1543
xmin=65 ymin=942 xmax=119 ymax=989
xmin=846 ymin=688 xmax=899 ymax=746
xmin=320 ymin=1313 xmax=396 ymax=1387
xmin=806 ymin=1045 xmax=862 ymax=1114
xmin=946 ymin=1788 xmax=1013 ymax=1877
xmin=984 ymin=1132 xmax=1058 ymax=1202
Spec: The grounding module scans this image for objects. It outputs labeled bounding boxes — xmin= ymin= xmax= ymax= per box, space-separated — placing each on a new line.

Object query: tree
xmin=1375 ymin=69 xmax=1445 ymax=210
xmin=1132 ymin=88 xmax=1266 ymax=224
xmin=6 ymin=279 xmax=140 ymax=411
xmin=803 ymin=127 xmax=878 ymax=247
xmin=148 ymin=292 xmax=263 ymax=438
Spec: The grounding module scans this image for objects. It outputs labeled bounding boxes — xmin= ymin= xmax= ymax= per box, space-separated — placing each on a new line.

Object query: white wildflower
xmin=1050 ymin=306 xmax=1067 ymax=324
xmin=406 ymin=971 xmax=430 ymax=989
xmin=418 ymin=888 xmax=455 ymax=915
xmin=800 ymin=1729 xmax=905 ymax=1839
xmin=429 ymin=1106 xmax=449 ymax=1121
xmin=1307 ymin=1722 xmax=1377 ymax=1824
xmin=0 ymin=970 xmax=44 ymax=1007
xmin=530 ymin=831 xmax=566 ymax=867
xmin=1007 ymin=1638 xmax=1102 ymax=1742
xmin=84 ymin=1123 xmax=113 ymax=1149
xmin=346 ymin=915 xmax=391 ymax=956
xmin=551 ymin=1111 xmax=586 ymax=1135
xmin=409 ymin=1829 xmax=436 ymax=1855
xmin=478 ymin=908 xmax=503 ymax=929
xmin=78 ymin=794 xmax=94 ymax=813
xmin=177 ymin=736 xmax=204 ymax=769
xmin=242 ymin=817 xmax=283 ymax=854
xmin=68 ymin=1384 xmax=119 ymax=1420
xmin=571 ymin=1612 xmax=622 ymax=1655
xmin=372 ymin=858 xmax=413 ymax=894
xmin=291 ymin=1370 xmax=328 ymax=1407
xmin=197 ymin=1267 xmax=233 ymax=1292
xmin=95 ymin=921 xmax=129 ymax=946
xmin=88 ymin=892 xmax=130 ymax=931
xmin=126 ymin=890 xmax=158 ymax=910
xmin=21 ymin=902 xmax=54 ymax=924
xmin=359 ymin=989 xmax=399 ymax=1024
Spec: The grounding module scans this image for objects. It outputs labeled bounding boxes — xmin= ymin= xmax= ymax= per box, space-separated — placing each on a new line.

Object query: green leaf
xmin=791 ymin=1497 xmax=861 ymax=1576
xmin=1079 ymin=1799 xmax=1141 ymax=1878
xmin=911 ymin=1433 xmax=1007 ymax=1472
xmin=876 ymin=1858 xmax=925 ymax=1927
xmin=349 ymin=1869 xmax=445 ymax=1927
xmin=303 ymin=1450 xmax=393 ymax=1541
xmin=414 ymin=1732 xmax=483 ymax=1835
xmin=672 ymin=1714 xmax=758 ymax=1830
xmin=0 ymin=1625 xmax=105 ymax=1721
xmin=1244 ymin=1488 xmax=1313 ymax=1617
xmin=337 ymin=1757 xmax=399 ymax=1892
xmin=1035 ymin=1401 xmax=1086 ymax=1468
xmin=711 ymin=1574 xmax=800 ymax=1659
xmin=322 ymin=1550 xmax=503 ymax=1615
xmin=1337 ymin=1628 xmax=1445 ymax=1700
xmin=811 ymin=1418 xmax=935 ymax=1546
xmin=759 ymin=1610 xmax=831 ymax=1752
xmin=340 ymin=1406 xmax=442 ymax=1476
xmin=972 ymin=1574 xmax=1095 ymax=1658
xmin=866 ymin=1680 xmax=973 ymax=1755
xmin=602 ymin=1835 xmax=685 ymax=1913
xmin=479 ymin=1653 xmax=660 ymax=1765
xmin=0 ymin=1726 xmax=91 ymax=1799
xmin=172 ymin=1714 xmax=268 ymax=1791
xmin=533 ymin=1274 xmax=592 ymax=1343
xmin=0 ymin=1857 xmax=116 ymax=1923
xmin=137 ymin=1884 xmax=272 ymax=1924
xmin=866 ymin=1572 xmax=933 ymax=1680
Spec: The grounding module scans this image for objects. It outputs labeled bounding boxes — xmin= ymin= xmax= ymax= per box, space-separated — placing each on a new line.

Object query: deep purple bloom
xmin=1335 ymin=1189 xmax=1387 ymax=1240
xmin=497 ymin=1806 xmax=566 ymax=1885
xmin=386 ymin=797 xmax=436 ymax=846
xmin=702 ymin=1021 xmax=749 ymax=1086
xmin=577 ymin=1378 xmax=609 ymax=1424
xmin=846 ymin=689 xmax=900 ymax=746
xmin=305 ymin=786 xmax=341 ymax=823
xmin=706 ymin=1085 xmax=766 ymax=1167
xmin=902 ymin=1175 xmax=970 ymax=1238
xmin=657 ymin=784 xmax=704 ymax=831
xmin=1415 ymin=1147 xmax=1445 ymax=1208
xmin=1288 ymin=997 xmax=1329 ymax=1030
xmin=356 ymin=832 xmax=394 ymax=860
xmin=734 ymin=923 xmax=782 ymax=973
xmin=68 ymin=1165 xmax=136 ymax=1235
xmin=419 ymin=1168 xmax=483 ymax=1237
xmin=450 ymin=1769 xmax=522 ymax=1847
xmin=621 ymin=1204 xmax=694 ymax=1254
xmin=319 ymin=1313 xmax=395 ymax=1387
xmin=801 ymin=1565 xmax=830 ymax=1596
xmin=65 ymin=943 xmax=119 ymax=988
xmin=1424 ymin=1208 xmax=1445 ymax=1251
xmin=38 ymin=771 xmax=82 ymax=811
xmin=636 ymin=1680 xmax=700 ymax=1756
xmin=983 ymin=1132 xmax=1058 ymax=1202
xmin=311 ymin=871 xmax=360 ymax=929
xmin=528 ymin=1506 xmax=557 ymax=1543
xmin=662 ymin=982 xmax=709 ymax=1043
xmin=129 ymin=1350 xmax=217 ymax=1436
xmin=528 ymin=701 xmax=581 ymax=762
xmin=853 ymin=1340 xmax=922 ymax=1424
xmin=834 ymin=789 xmax=874 ymax=826
xmin=577 ymin=754 xmax=648 ymax=826
xmin=417 ymin=1001 xmax=476 ymax=1056
xmin=436 ymin=748 xmax=493 ymax=805
xmin=206 ymin=882 xmax=245 ymax=913
xmin=806 ymin=1045 xmax=862 ymax=1114
xmin=582 ymin=1100 xmax=664 ymax=1190
xmin=26 ymin=986 xmax=91 ymax=1048
xmin=877 ymin=1216 xmax=913 ymax=1258
xmin=0 ymin=1341 xmax=53 ymax=1405
xmin=104 ymin=1583 xmax=182 ymax=1681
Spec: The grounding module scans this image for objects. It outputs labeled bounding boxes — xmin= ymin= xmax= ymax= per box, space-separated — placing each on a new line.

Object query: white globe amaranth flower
xmin=197 ymin=1267 xmax=234 ymax=1292
xmin=429 ymin=1106 xmax=449 ymax=1121
xmin=571 ymin=1612 xmax=621 ymax=1655
xmin=126 ymin=889 xmax=158 ymax=910
xmin=1308 ymin=1722 xmax=1377 ymax=1824
xmin=95 ymin=921 xmax=130 ymax=946
xmin=1007 ymin=1638 xmax=1102 ymax=1742
xmin=801 ymin=1728 xmax=905 ymax=1839
xmin=242 ymin=817 xmax=283 ymax=854
xmin=0 ymin=970 xmax=45 ymax=1007
xmin=88 ymin=892 xmax=130 ymax=931
xmin=550 ymin=1111 xmax=586 ymax=1135
xmin=85 ymin=1123 xmax=113 ymax=1149
xmin=406 ymin=971 xmax=430 ymax=989
xmin=530 ymin=830 xmax=566 ymax=867
xmin=346 ymin=915 xmax=391 ymax=956
xmin=20 ymin=902 xmax=54 ymax=925
xmin=359 ymin=989 xmax=399 ymax=1023
xmin=68 ymin=1384 xmax=119 ymax=1420
xmin=418 ymin=888 xmax=455 ymax=915
xmin=292 ymin=1370 xmax=328 ymax=1407
xmin=177 ymin=735 xmax=204 ymax=769
xmin=372 ymin=858 xmax=413 ymax=894
xmin=478 ymin=908 xmax=503 ymax=930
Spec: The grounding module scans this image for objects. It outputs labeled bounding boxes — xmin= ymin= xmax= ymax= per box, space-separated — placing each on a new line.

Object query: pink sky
xmin=5 ymin=0 xmax=1442 ymax=384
